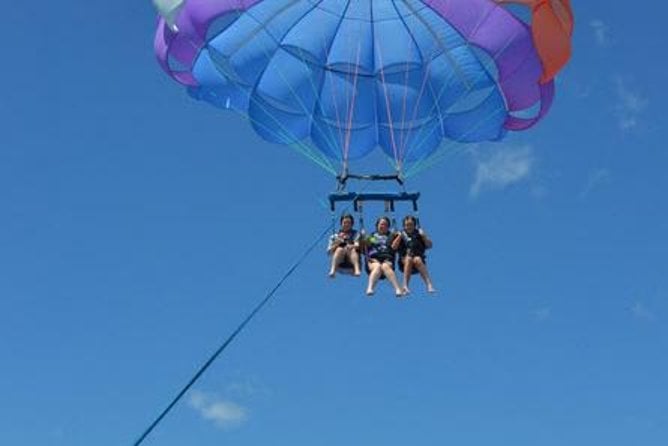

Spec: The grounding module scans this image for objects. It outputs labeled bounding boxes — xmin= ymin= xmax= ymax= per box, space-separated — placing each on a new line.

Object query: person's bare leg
xmin=348 ymin=249 xmax=361 ymax=276
xmin=329 ymin=247 xmax=345 ymax=277
xmin=381 ymin=262 xmax=404 ymax=297
xmin=402 ymin=256 xmax=413 ymax=294
xmin=413 ymin=257 xmax=436 ymax=292
xmin=366 ymin=262 xmax=382 ymax=295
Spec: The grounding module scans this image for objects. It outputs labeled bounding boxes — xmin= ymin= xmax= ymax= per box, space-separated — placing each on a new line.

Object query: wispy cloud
xmin=614 ymin=77 xmax=648 ymax=131
xmin=630 ymin=302 xmax=655 ymax=321
xmin=579 ymin=168 xmax=612 ymax=199
xmin=189 ymin=390 xmax=248 ymax=429
xmin=532 ymin=307 xmax=552 ymax=322
xmin=590 ymin=19 xmax=610 ymax=46
xmin=470 ymin=145 xmax=534 ymax=197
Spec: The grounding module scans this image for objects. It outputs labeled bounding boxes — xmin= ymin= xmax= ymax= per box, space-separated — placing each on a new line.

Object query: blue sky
xmin=1 ymin=1 xmax=667 ymax=445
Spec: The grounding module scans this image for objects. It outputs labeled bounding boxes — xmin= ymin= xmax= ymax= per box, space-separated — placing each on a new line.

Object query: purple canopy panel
xmin=155 ymin=0 xmax=261 ymax=86
xmin=505 ymin=80 xmax=555 ymax=131
xmin=422 ymin=0 xmax=552 ymax=129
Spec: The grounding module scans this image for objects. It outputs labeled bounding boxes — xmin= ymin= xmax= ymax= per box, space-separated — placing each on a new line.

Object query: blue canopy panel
xmin=187 ymin=0 xmax=510 ymax=170
xmin=189 ymin=49 xmax=250 ymax=112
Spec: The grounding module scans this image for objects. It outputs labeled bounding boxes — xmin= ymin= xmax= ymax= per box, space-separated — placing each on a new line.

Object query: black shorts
xmin=337 ymin=259 xmax=355 ymax=274
xmin=366 ymin=255 xmax=395 ymax=278
xmin=399 ymin=254 xmax=426 ymax=274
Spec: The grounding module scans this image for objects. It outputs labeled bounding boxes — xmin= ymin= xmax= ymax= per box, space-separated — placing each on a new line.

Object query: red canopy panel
xmin=497 ymin=0 xmax=574 ymax=83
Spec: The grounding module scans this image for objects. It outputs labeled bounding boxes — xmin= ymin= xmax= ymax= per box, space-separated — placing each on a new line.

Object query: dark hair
xmin=340 ymin=213 xmax=355 ymax=225
xmin=403 ymin=215 xmax=417 ymax=226
xmin=375 ymin=216 xmax=391 ymax=229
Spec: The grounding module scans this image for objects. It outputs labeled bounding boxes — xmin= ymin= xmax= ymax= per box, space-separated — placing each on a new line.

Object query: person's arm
xmin=352 ymin=231 xmax=362 ymax=250
xmin=327 ymin=234 xmax=341 ymax=255
xmin=357 ymin=232 xmax=368 ymax=251
xmin=419 ymin=228 xmax=433 ymax=249
xmin=391 ymin=232 xmax=403 ymax=251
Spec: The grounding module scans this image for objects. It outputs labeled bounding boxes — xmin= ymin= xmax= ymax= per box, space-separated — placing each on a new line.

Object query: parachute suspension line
xmin=232 ymin=103 xmax=336 ymax=175
xmin=245 ymin=47 xmax=341 ymax=175
xmin=384 ymin=199 xmax=397 ymax=232
xmin=401 ymin=49 xmax=434 ymax=163
xmin=324 ymin=65 xmax=347 ymax=165
xmin=414 ymin=207 xmax=421 ymax=230
xmin=324 ymin=0 xmax=355 ymax=160
xmin=187 ymin=42 xmax=337 ymax=175
xmin=400 ymin=0 xmax=476 ymax=92
xmin=406 ymin=14 xmax=528 ymax=174
xmin=289 ymin=46 xmax=339 ymax=158
xmin=406 ymin=108 xmax=507 ymax=178
xmin=342 ymin=44 xmax=363 ymax=166
xmin=314 ymin=1 xmax=356 ymax=168
xmin=355 ymin=199 xmax=371 ymax=266
xmin=397 ymin=0 xmax=508 ymax=166
xmin=384 ymin=5 xmax=468 ymax=169
xmin=356 ymin=199 xmax=366 ymax=235
xmin=235 ymin=96 xmax=336 ymax=173
xmin=211 ymin=91 xmax=335 ymax=175
xmin=376 ymin=46 xmax=403 ymax=177
xmin=322 ymin=39 xmax=347 ymax=163
xmin=402 ymin=62 xmax=499 ymax=170
xmin=292 ymin=40 xmax=350 ymax=159
xmin=397 ymin=42 xmax=416 ymax=161
xmin=405 ymin=3 xmax=530 ymax=179
xmin=209 ymin=2 xmax=342 ymax=174
xmin=131 ymin=223 xmax=334 ymax=446
xmin=400 ymin=69 xmax=514 ymax=173
xmin=244 ymin=93 xmax=336 ymax=175
xmin=404 ymin=105 xmax=509 ymax=178
xmin=287 ymin=141 xmax=338 ymax=176
xmin=393 ymin=6 xmax=455 ymax=167
xmin=331 ymin=207 xmax=337 ymax=237
xmin=404 ymin=140 xmax=462 ymax=179
xmin=250 ymin=10 xmax=347 ymax=162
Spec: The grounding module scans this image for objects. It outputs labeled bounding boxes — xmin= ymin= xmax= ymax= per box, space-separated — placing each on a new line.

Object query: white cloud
xmin=631 ymin=302 xmax=655 ymax=321
xmin=579 ymin=168 xmax=612 ymax=199
xmin=590 ymin=19 xmax=610 ymax=46
xmin=614 ymin=77 xmax=648 ymax=131
xmin=189 ymin=390 xmax=248 ymax=429
xmin=470 ymin=145 xmax=534 ymax=197
xmin=532 ymin=307 xmax=551 ymax=322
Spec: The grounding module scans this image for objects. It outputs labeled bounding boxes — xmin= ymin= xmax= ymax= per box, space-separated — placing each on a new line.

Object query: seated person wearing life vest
xmin=364 ymin=216 xmax=404 ymax=297
xmin=327 ymin=213 xmax=361 ymax=277
xmin=396 ymin=215 xmax=436 ymax=294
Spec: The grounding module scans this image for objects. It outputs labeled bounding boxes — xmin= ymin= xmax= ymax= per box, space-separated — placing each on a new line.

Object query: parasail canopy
xmin=155 ymin=0 xmax=574 ymax=177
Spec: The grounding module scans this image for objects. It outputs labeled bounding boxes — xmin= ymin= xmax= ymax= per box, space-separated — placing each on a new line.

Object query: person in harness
xmin=327 ymin=213 xmax=362 ymax=277
xmin=364 ymin=216 xmax=404 ymax=297
xmin=396 ymin=215 xmax=436 ymax=294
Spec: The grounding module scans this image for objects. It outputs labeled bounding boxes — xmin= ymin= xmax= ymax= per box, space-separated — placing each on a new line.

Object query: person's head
xmin=375 ymin=216 xmax=391 ymax=234
xmin=403 ymin=215 xmax=417 ymax=233
xmin=340 ymin=213 xmax=354 ymax=231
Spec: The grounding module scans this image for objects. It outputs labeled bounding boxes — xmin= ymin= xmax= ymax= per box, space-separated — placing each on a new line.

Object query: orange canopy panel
xmin=497 ymin=0 xmax=574 ymax=82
